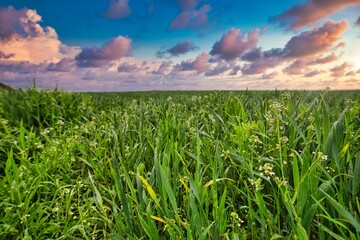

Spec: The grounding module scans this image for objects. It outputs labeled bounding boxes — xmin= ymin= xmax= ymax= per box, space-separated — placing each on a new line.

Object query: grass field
xmin=0 ymin=88 xmax=359 ymax=239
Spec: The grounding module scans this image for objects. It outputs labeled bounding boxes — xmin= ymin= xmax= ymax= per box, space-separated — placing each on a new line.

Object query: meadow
xmin=0 ymin=87 xmax=359 ymax=239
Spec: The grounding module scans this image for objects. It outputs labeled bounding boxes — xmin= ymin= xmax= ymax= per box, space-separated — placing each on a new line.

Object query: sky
xmin=0 ymin=0 xmax=360 ymax=91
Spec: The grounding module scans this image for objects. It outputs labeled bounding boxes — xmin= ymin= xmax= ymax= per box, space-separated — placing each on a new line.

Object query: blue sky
xmin=1 ymin=1 xmax=293 ymax=41
xmin=0 ymin=0 xmax=359 ymax=91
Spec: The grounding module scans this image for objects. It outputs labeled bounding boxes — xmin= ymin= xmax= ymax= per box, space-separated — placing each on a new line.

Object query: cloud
xmin=281 ymin=20 xmax=348 ymax=58
xmin=0 ymin=4 xmax=355 ymax=91
xmin=230 ymin=65 xmax=241 ymax=76
xmin=241 ymin=48 xmax=262 ymax=62
xmin=175 ymin=52 xmax=210 ymax=72
xmin=356 ymin=17 xmax=360 ymax=26
xmin=262 ymin=48 xmax=285 ymax=58
xmin=103 ymin=0 xmax=131 ymax=19
xmin=76 ymin=36 xmax=131 ymax=68
xmin=169 ymin=0 xmax=211 ymax=30
xmin=272 ymin=0 xmax=360 ymax=30
xmin=147 ymin=2 xmax=155 ymax=15
xmin=0 ymin=6 xmax=79 ymax=64
xmin=345 ymin=71 xmax=357 ymax=76
xmin=169 ymin=5 xmax=211 ymax=30
xmin=277 ymin=53 xmax=339 ymax=76
xmin=0 ymin=37 xmax=79 ymax=64
xmin=262 ymin=71 xmax=278 ymax=79
xmin=156 ymin=40 xmax=198 ymax=58
xmin=48 ymin=58 xmax=76 ymax=72
xmin=283 ymin=60 xmax=308 ymax=75
xmin=334 ymin=42 xmax=346 ymax=49
xmin=241 ymin=20 xmax=348 ymax=75
xmin=210 ymin=28 xmax=259 ymax=61
xmin=0 ymin=51 xmax=14 ymax=59
xmin=152 ymin=61 xmax=173 ymax=74
xmin=177 ymin=0 xmax=199 ymax=11
xmin=0 ymin=6 xmax=57 ymax=41
xmin=205 ymin=63 xmax=230 ymax=76
xmin=308 ymin=52 xmax=339 ymax=65
xmin=0 ymin=61 xmax=47 ymax=74
xmin=117 ymin=62 xmax=139 ymax=73
xmin=241 ymin=58 xmax=281 ymax=75
xmin=303 ymin=70 xmax=325 ymax=78
xmin=239 ymin=20 xmax=347 ymax=75
xmin=330 ymin=62 xmax=352 ymax=77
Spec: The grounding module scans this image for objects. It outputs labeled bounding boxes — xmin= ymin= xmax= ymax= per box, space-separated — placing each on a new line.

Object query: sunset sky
xmin=0 ymin=0 xmax=359 ymax=91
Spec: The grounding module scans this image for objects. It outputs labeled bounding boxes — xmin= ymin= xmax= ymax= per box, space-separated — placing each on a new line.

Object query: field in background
xmin=0 ymin=88 xmax=359 ymax=239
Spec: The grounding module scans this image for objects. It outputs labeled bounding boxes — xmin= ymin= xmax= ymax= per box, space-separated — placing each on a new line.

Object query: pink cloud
xmin=177 ymin=0 xmax=199 ymax=11
xmin=210 ymin=28 xmax=259 ymax=61
xmin=103 ymin=0 xmax=131 ymax=19
xmin=48 ymin=58 xmax=76 ymax=72
xmin=262 ymin=71 xmax=278 ymax=79
xmin=157 ymin=40 xmax=198 ymax=58
xmin=239 ymin=20 xmax=347 ymax=75
xmin=0 ymin=61 xmax=47 ymax=74
xmin=345 ymin=71 xmax=357 ymax=76
xmin=169 ymin=4 xmax=211 ymax=30
xmin=76 ymin=36 xmax=131 ymax=68
xmin=230 ymin=65 xmax=241 ymax=76
xmin=242 ymin=58 xmax=281 ymax=75
xmin=282 ymin=20 xmax=348 ymax=58
xmin=248 ymin=21 xmax=345 ymax=60
xmin=117 ymin=62 xmax=139 ymax=73
xmin=152 ymin=61 xmax=173 ymax=75
xmin=0 ymin=37 xmax=77 ymax=64
xmin=262 ymin=48 xmax=284 ymax=58
xmin=175 ymin=52 xmax=210 ymax=72
xmin=272 ymin=0 xmax=360 ymax=30
xmin=283 ymin=60 xmax=308 ymax=75
xmin=308 ymin=52 xmax=339 ymax=65
xmin=356 ymin=17 xmax=360 ymax=26
xmin=0 ymin=6 xmax=57 ymax=41
xmin=330 ymin=62 xmax=352 ymax=77
xmin=205 ymin=63 xmax=230 ymax=76
xmin=241 ymin=48 xmax=262 ymax=61
xmin=112 ymin=57 xmax=167 ymax=75
xmin=0 ymin=51 xmax=14 ymax=59
xmin=0 ymin=6 xmax=79 ymax=64
xmin=334 ymin=42 xmax=346 ymax=49
xmin=303 ymin=69 xmax=325 ymax=78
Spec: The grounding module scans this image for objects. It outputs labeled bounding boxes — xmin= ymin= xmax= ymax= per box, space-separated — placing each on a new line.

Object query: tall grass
xmin=0 ymin=88 xmax=359 ymax=239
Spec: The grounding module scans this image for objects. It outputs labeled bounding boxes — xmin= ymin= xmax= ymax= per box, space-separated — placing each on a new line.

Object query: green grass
xmin=0 ymin=88 xmax=359 ymax=239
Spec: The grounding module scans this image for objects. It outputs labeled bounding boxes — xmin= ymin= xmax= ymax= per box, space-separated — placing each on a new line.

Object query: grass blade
xmin=88 ymin=171 xmax=104 ymax=211
xmin=137 ymin=174 xmax=159 ymax=207
xmin=353 ymin=152 xmax=360 ymax=198
xmin=321 ymin=189 xmax=360 ymax=231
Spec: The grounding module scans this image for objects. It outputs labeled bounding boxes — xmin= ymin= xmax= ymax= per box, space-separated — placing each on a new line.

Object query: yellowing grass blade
xmin=151 ymin=215 xmax=168 ymax=225
xmin=339 ymin=143 xmax=349 ymax=157
xmin=180 ymin=178 xmax=190 ymax=193
xmin=137 ymin=174 xmax=159 ymax=205
xmin=204 ymin=178 xmax=235 ymax=189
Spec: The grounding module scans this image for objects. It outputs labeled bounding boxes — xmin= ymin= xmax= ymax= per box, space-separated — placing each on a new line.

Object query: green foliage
xmin=0 ymin=89 xmax=359 ymax=239
xmin=0 ymin=87 xmax=92 ymax=129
